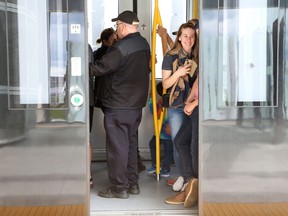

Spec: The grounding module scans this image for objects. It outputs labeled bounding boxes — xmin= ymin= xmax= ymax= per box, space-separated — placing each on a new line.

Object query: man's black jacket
xmin=90 ymin=32 xmax=150 ymax=109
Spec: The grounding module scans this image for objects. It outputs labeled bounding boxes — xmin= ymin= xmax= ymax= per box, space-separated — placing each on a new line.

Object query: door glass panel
xmin=1 ymin=1 xmax=87 ymax=213
xmin=49 ymin=3 xmax=68 ymax=108
xmin=218 ymin=0 xmax=279 ymax=107
xmin=200 ymin=1 xmax=288 ymax=216
xmin=7 ymin=0 xmax=68 ymax=109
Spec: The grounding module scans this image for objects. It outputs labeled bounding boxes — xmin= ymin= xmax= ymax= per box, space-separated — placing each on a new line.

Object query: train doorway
xmin=88 ymin=0 xmax=198 ymax=215
xmin=1 ymin=0 xmax=288 ymax=216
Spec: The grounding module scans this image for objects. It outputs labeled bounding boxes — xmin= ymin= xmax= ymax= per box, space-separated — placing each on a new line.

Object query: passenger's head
xmin=188 ymin=18 xmax=199 ymax=35
xmin=96 ymin=28 xmax=116 ymax=47
xmin=111 ymin=10 xmax=139 ymax=39
xmin=172 ymin=18 xmax=199 ymax=35
xmin=169 ymin=22 xmax=197 ymax=58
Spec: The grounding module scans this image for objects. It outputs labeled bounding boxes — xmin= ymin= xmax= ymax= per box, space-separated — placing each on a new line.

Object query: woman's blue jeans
xmin=167 ymin=107 xmax=185 ymax=177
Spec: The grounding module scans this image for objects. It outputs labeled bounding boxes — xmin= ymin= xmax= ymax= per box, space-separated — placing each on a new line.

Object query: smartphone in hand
xmin=184 ymin=59 xmax=197 ymax=77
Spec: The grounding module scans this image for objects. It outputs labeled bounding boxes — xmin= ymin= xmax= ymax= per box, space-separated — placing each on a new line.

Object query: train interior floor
xmin=90 ymin=161 xmax=198 ymax=215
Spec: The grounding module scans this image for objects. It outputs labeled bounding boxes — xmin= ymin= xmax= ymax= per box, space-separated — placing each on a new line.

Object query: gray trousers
xmin=103 ymin=108 xmax=142 ymax=192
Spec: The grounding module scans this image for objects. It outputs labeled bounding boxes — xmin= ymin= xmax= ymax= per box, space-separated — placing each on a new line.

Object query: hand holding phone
xmin=184 ymin=59 xmax=197 ymax=77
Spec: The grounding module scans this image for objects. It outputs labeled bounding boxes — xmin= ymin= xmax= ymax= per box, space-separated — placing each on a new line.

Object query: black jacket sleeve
xmin=89 ymin=46 xmax=122 ymax=77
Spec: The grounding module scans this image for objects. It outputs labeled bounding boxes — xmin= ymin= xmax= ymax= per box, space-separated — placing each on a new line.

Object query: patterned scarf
xmin=169 ymin=49 xmax=195 ymax=108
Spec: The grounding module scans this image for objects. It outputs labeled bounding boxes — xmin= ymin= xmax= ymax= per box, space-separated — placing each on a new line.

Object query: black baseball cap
xmin=111 ymin=10 xmax=139 ymax=25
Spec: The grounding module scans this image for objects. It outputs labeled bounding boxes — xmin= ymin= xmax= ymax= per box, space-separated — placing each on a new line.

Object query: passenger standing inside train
xmin=93 ymin=27 xmax=116 ymax=109
xmin=165 ymin=76 xmax=199 ymax=207
xmin=146 ymin=82 xmax=174 ymax=177
xmin=161 ymin=22 xmax=198 ymax=192
xmin=158 ymin=19 xmax=199 ymax=190
xmin=165 ymin=20 xmax=199 ymax=208
xmin=89 ymin=10 xmax=151 ymax=199
xmin=92 ymin=27 xmax=146 ymax=174
xmin=89 ymin=28 xmax=116 ymax=188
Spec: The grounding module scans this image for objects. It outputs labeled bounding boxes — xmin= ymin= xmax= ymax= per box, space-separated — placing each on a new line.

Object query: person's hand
xmin=176 ymin=64 xmax=191 ymax=77
xmin=157 ymin=25 xmax=167 ymax=38
xmin=183 ymin=102 xmax=194 ymax=116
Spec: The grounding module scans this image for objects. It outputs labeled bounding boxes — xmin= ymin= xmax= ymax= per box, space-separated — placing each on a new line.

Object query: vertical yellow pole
xmin=193 ymin=0 xmax=199 ymax=19
xmin=151 ymin=0 xmax=163 ymax=180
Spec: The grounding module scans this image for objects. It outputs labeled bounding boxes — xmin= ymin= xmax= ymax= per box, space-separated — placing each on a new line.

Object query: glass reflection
xmin=218 ymin=0 xmax=278 ymax=107
xmin=49 ymin=11 xmax=68 ymax=108
xmin=7 ymin=0 xmax=68 ymax=109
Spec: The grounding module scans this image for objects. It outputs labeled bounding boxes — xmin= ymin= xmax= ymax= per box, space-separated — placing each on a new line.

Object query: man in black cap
xmin=90 ymin=10 xmax=151 ymax=199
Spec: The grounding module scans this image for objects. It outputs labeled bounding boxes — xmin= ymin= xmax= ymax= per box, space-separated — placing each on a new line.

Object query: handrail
xmin=151 ymin=0 xmax=164 ymax=180
xmin=193 ymin=0 xmax=199 ymax=19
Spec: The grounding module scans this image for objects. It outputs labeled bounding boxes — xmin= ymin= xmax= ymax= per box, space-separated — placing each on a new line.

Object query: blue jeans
xmin=149 ymin=135 xmax=174 ymax=171
xmin=168 ymin=107 xmax=185 ymax=176
xmin=174 ymin=107 xmax=199 ymax=181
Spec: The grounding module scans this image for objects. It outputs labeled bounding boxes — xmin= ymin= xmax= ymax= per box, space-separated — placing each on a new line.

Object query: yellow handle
xmin=151 ymin=0 xmax=164 ymax=178
xmin=193 ymin=0 xmax=199 ymax=19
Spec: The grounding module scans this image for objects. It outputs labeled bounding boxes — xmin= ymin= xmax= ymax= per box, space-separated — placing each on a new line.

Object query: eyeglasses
xmin=114 ymin=22 xmax=124 ymax=29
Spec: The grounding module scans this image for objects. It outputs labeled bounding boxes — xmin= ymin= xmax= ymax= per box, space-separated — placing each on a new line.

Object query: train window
xmin=87 ymin=0 xmax=118 ymax=50
xmin=152 ymin=0 xmax=187 ymax=79
xmin=218 ymin=0 xmax=279 ymax=107
xmin=7 ymin=0 xmax=70 ymax=110
xmin=7 ymin=1 xmax=50 ymax=109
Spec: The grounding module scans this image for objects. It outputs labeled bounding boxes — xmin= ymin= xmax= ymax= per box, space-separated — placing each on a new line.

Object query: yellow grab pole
xmin=151 ymin=0 xmax=163 ymax=180
xmin=193 ymin=0 xmax=199 ymax=19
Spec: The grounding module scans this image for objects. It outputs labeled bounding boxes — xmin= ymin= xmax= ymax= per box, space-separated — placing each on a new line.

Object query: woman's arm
xmin=184 ymin=98 xmax=198 ymax=116
xmin=162 ymin=66 xmax=190 ymax=90
xmin=157 ymin=25 xmax=174 ymax=54
xmin=167 ymin=34 xmax=173 ymax=49
xmin=186 ymin=77 xmax=198 ymax=102
xmin=184 ymin=77 xmax=199 ymax=115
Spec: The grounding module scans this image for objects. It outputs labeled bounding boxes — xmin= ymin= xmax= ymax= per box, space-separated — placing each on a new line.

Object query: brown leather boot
xmin=184 ymin=178 xmax=199 ymax=207
xmin=165 ymin=191 xmax=186 ymax=205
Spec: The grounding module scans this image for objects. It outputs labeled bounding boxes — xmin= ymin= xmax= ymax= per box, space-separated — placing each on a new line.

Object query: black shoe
xmin=128 ymin=184 xmax=140 ymax=195
xmin=98 ymin=187 xmax=129 ymax=199
xmin=138 ymin=162 xmax=146 ymax=173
